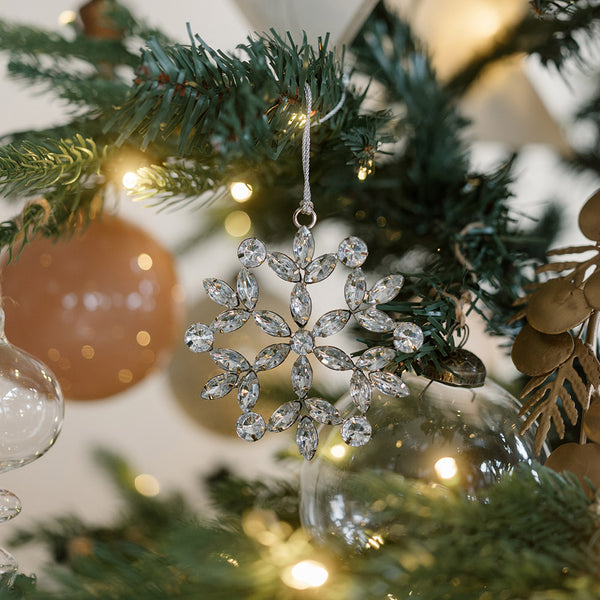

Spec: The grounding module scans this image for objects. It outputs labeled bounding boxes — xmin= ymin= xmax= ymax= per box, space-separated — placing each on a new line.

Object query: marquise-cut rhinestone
xmin=354 ymin=307 xmax=396 ymax=333
xmin=203 ymin=278 xmax=238 ymax=308
xmin=313 ymin=310 xmax=351 ymax=338
xmin=350 ymin=369 xmax=372 ymax=413
xmin=290 ymin=330 xmax=315 ymax=355
xmin=367 ymin=274 xmax=405 ymax=305
xmin=290 ymin=283 xmax=312 ymax=326
xmin=356 ymin=346 xmax=396 ymax=371
xmin=253 ymin=311 xmax=291 ymax=337
xmin=370 ymin=371 xmax=410 ymax=398
xmin=394 ymin=322 xmax=425 ymax=353
xmin=341 ymin=415 xmax=372 ymax=447
xmin=185 ymin=323 xmax=214 ymax=353
xmin=338 ymin=236 xmax=368 ymax=267
xmin=237 ymin=371 xmax=260 ymax=411
xmin=306 ymin=398 xmax=343 ymax=425
xmin=210 ymin=348 xmax=251 ymax=373
xmin=291 ymin=355 xmax=313 ymax=397
xmin=313 ymin=346 xmax=354 ymax=371
xmin=267 ymin=401 xmax=301 ymax=432
xmin=236 ymin=412 xmax=266 ymax=441
xmin=238 ymin=238 xmax=267 ymax=267
xmin=267 ymin=252 xmax=301 ymax=282
xmin=201 ymin=372 xmax=238 ymax=400
xmin=237 ymin=268 xmax=259 ymax=310
xmin=293 ymin=226 xmax=315 ymax=268
xmin=254 ymin=343 xmax=291 ymax=371
xmin=297 ymin=416 xmax=319 ymax=460
xmin=211 ymin=309 xmax=250 ymax=333
xmin=304 ymin=254 xmax=337 ymax=284
xmin=344 ymin=268 xmax=367 ymax=311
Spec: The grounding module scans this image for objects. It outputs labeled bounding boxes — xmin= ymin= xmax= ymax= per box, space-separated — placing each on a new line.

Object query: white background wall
xmin=0 ymin=0 xmax=598 ymax=577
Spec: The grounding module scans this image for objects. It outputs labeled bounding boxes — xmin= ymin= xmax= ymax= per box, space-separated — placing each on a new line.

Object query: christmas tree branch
xmin=0 ymin=20 xmax=139 ymax=69
xmin=6 ymin=58 xmax=129 ymax=113
xmin=105 ymin=29 xmax=382 ymax=164
xmin=4 ymin=453 xmax=600 ymax=599
xmin=0 ymin=136 xmax=106 ymax=197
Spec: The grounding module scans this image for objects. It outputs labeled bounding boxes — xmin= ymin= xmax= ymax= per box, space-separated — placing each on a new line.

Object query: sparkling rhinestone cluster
xmin=185 ymin=227 xmax=424 ymax=460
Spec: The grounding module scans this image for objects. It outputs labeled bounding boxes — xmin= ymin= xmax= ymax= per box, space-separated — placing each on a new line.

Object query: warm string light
xmin=122 ymin=171 xmax=139 ymax=190
xmin=241 ymin=510 xmax=329 ymax=590
xmin=434 ymin=456 xmax=458 ymax=480
xmin=229 ymin=182 xmax=253 ymax=202
xmin=134 ymin=474 xmax=160 ymax=497
xmin=283 ymin=560 xmax=329 ymax=589
xmin=329 ymin=444 xmax=346 ymax=459
xmin=357 ymin=159 xmax=374 ymax=181
xmin=224 ymin=211 xmax=251 ymax=237
xmin=57 ymin=10 xmax=76 ymax=26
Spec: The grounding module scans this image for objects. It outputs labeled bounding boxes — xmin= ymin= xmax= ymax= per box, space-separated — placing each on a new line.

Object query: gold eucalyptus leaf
xmin=511 ymin=324 xmax=574 ymax=376
xmin=584 ymin=271 xmax=600 ymax=310
xmin=519 ymin=339 xmax=598 ymax=454
xmin=578 ymin=189 xmax=600 ymax=242
xmin=527 ymin=279 xmax=592 ymax=334
xmin=544 ymin=442 xmax=600 ymax=497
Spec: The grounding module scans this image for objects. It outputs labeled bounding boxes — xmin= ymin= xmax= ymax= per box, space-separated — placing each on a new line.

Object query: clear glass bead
xmin=237 ymin=238 xmax=267 ymax=267
xmin=393 ymin=322 xmax=424 ymax=353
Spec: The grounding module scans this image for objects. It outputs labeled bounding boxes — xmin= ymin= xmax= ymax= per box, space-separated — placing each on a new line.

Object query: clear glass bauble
xmin=300 ymin=372 xmax=541 ymax=551
xmin=0 ymin=312 xmax=64 ymax=473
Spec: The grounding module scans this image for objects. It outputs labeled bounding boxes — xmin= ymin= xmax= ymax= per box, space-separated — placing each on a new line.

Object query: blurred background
xmin=0 ymin=0 xmax=598 ymax=574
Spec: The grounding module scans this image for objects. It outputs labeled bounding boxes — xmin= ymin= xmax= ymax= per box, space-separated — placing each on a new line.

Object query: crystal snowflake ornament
xmin=184 ymin=84 xmax=424 ymax=460
xmin=185 ymin=228 xmax=424 ymax=459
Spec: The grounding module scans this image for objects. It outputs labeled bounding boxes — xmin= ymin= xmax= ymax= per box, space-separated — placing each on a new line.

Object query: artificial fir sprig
xmin=105 ymin=29 xmax=378 ymax=163
xmin=0 ymin=136 xmax=105 ymax=197
xmin=3 ymin=453 xmax=600 ymax=600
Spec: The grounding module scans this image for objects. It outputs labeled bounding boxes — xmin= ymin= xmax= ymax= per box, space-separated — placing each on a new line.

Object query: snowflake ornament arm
xmin=184 ymin=226 xmax=425 ymax=460
xmin=184 ymin=84 xmax=424 ymax=460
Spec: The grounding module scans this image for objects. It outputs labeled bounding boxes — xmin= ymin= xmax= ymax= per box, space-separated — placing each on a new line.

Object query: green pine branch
xmin=0 ymin=20 xmax=139 ymax=69
xmin=104 ymin=29 xmax=383 ymax=163
xmin=6 ymin=58 xmax=129 ymax=114
xmin=4 ymin=453 xmax=600 ymax=599
xmin=0 ymin=135 xmax=106 ymax=197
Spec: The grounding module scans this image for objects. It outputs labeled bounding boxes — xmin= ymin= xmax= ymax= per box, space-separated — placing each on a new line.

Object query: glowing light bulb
xmin=225 ymin=211 xmax=251 ymax=237
xmin=329 ymin=444 xmax=346 ymax=459
xmin=284 ymin=560 xmax=329 ymax=589
xmin=134 ymin=474 xmax=160 ymax=497
xmin=357 ymin=166 xmax=368 ymax=181
xmin=434 ymin=456 xmax=458 ymax=480
xmin=58 ymin=10 xmax=76 ymax=26
xmin=230 ymin=182 xmax=253 ymax=202
xmin=122 ymin=171 xmax=139 ymax=190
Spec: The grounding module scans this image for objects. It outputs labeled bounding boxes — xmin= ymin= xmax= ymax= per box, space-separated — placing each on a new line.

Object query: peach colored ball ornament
xmin=2 ymin=215 xmax=183 ymax=400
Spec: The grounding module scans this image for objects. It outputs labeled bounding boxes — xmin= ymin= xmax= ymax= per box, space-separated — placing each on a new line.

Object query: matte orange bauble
xmin=1 ymin=215 xmax=183 ymax=400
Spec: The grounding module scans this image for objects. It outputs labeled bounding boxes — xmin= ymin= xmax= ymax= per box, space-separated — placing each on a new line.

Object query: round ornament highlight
xmin=300 ymin=372 xmax=540 ymax=551
xmin=2 ymin=216 xmax=183 ymax=400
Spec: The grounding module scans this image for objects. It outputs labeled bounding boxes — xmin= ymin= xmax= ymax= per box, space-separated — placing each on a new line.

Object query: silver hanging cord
xmin=293 ymin=76 xmax=348 ymax=230
xmin=314 ymin=71 xmax=349 ymax=126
